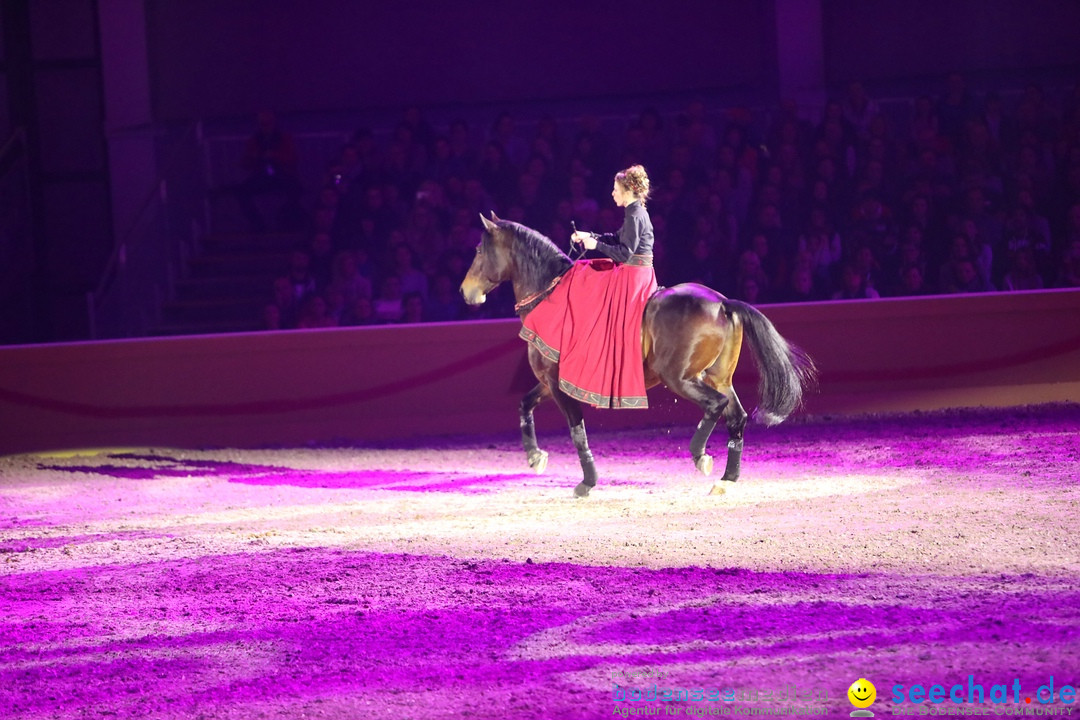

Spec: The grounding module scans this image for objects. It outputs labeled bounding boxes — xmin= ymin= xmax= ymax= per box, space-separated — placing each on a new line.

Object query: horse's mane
xmin=499 ymin=221 xmax=572 ymax=290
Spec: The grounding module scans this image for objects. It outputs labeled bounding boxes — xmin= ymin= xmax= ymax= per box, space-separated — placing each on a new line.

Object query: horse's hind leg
xmin=520 ymin=382 xmax=550 ymax=473
xmin=712 ymin=385 xmax=748 ymax=488
xmin=668 ymin=376 xmax=730 ymax=477
xmin=700 ymin=355 xmax=749 ymax=490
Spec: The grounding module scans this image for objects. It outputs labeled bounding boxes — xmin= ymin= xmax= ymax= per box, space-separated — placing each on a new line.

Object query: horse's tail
xmin=722 ymin=299 xmax=817 ymax=426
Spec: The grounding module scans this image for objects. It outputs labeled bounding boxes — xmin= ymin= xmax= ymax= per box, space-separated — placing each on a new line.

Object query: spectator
xmin=567 ymin=174 xmax=599 ymax=229
xmin=816 ymin=99 xmax=858 ymax=178
xmin=735 ymin=250 xmax=770 ymax=301
xmin=308 ymin=232 xmax=335 ymax=290
xmin=1057 ymin=239 xmax=1080 ymax=288
xmin=447 ymin=119 xmax=476 ymax=174
xmin=234 ymin=111 xmax=304 ymax=232
xmin=797 ymin=206 xmax=843 ymax=288
xmin=832 ymin=263 xmax=880 ymax=300
xmin=286 ymin=250 xmax=317 ymax=305
xmin=1001 ymin=246 xmax=1044 ymax=291
xmin=736 ymin=274 xmax=764 ymax=304
xmin=403 ymin=201 xmax=446 ymax=265
xmin=401 ymin=105 xmax=436 ymax=156
xmin=373 ymin=275 xmax=404 ymax=323
xmin=533 ymin=115 xmax=562 ymax=169
xmin=401 ymin=292 xmax=425 ymax=324
xmin=263 ymin=303 xmax=284 ymax=331
xmin=843 ymin=81 xmax=880 ymax=141
xmin=852 ymin=245 xmax=882 ymax=294
xmin=776 ymin=266 xmax=819 ymax=303
xmin=937 ymin=235 xmax=977 ymax=293
xmin=343 ymin=296 xmax=376 ymax=326
xmin=942 ymin=257 xmax=993 ymax=294
xmin=323 ymin=286 xmax=346 ymax=325
xmin=883 ymin=237 xmax=925 ymax=292
xmin=491 ymin=112 xmax=529 ymax=169
xmin=982 ymin=91 xmax=1016 ymax=150
xmin=1063 ymin=202 xmax=1080 ymax=252
xmin=957 ymin=217 xmax=994 ymax=289
xmin=392 ymin=244 xmax=429 ymax=301
xmin=748 ymin=231 xmax=786 ymax=291
xmin=297 ymin=294 xmax=337 ymax=329
xmin=897 ymin=263 xmax=930 ymax=296
xmin=635 ymin=106 xmax=669 ymax=172
xmin=266 ymin=276 xmax=299 ymax=330
xmin=937 ymin=73 xmax=978 ymax=144
xmin=477 ymin=141 xmax=517 ymax=210
xmin=683 ymin=237 xmax=725 ymax=289
xmin=329 ymin=251 xmax=373 ymax=309
xmin=998 ymin=205 xmax=1052 ymax=284
xmin=426 ymin=274 xmax=465 ymax=322
xmin=679 ymin=99 xmax=718 ymax=165
xmin=849 ymin=193 xmax=894 ymax=253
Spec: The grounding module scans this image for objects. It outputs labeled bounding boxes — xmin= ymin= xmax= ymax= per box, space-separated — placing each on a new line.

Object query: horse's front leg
xmin=520 ymin=382 xmax=550 ymax=473
xmin=550 ymin=388 xmax=597 ymax=497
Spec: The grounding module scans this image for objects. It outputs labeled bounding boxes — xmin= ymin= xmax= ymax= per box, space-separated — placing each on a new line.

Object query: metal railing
xmin=87 ymin=123 xmax=204 ymax=339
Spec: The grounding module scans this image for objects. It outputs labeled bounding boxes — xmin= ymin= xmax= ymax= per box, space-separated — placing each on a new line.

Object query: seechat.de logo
xmin=849 ymin=678 xmax=877 ymax=717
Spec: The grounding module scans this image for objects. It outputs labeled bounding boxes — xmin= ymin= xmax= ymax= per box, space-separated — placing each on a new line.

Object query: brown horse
xmin=461 ymin=214 xmax=815 ymax=497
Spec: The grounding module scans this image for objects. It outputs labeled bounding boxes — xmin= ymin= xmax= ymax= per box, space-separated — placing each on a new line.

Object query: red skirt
xmin=520 ymin=256 xmax=658 ymax=409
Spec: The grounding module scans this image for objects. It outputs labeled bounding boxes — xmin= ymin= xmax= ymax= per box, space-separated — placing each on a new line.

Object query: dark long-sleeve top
xmin=594 ymin=200 xmax=654 ymax=263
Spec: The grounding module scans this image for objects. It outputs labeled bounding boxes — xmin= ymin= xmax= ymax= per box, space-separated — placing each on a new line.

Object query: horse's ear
xmin=480 ymin=213 xmax=498 ymax=233
xmin=490 ymin=211 xmax=501 ymax=222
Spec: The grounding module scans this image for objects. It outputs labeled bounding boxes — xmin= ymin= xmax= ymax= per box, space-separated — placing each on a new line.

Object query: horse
xmin=460 ymin=213 xmax=816 ymax=497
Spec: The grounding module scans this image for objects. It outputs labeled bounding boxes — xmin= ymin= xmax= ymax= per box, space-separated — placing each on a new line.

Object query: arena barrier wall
xmin=1 ymin=288 xmax=1079 ymax=455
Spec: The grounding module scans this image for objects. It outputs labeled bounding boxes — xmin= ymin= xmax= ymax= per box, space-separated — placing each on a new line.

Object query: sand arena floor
xmin=1 ymin=403 xmax=1079 ymax=719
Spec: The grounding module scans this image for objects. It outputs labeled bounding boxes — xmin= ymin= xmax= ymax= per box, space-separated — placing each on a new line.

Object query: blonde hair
xmin=615 ymin=165 xmax=650 ymax=205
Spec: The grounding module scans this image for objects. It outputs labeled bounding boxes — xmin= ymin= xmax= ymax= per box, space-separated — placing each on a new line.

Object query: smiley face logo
xmin=848 ymin=678 xmax=877 ymax=709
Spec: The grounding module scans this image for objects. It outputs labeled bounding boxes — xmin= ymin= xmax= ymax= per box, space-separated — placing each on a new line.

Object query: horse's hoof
xmin=528 ymin=450 xmax=549 ymax=474
xmin=573 ymin=482 xmax=592 ymax=498
xmin=708 ymin=484 xmax=726 ymax=496
xmin=719 ymin=474 xmax=739 ymax=483
xmin=695 ymin=454 xmax=714 ymax=476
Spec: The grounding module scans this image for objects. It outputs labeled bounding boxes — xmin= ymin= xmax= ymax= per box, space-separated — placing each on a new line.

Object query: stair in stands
xmin=153 ymin=231 xmax=306 ymax=336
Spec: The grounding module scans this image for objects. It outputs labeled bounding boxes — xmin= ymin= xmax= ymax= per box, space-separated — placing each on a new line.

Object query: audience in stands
xmin=260 ymin=75 xmax=1080 ymax=330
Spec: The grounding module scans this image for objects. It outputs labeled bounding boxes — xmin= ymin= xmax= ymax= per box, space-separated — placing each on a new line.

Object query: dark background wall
xmin=145 ymin=0 xmax=776 ymax=121
xmin=143 ymin=0 xmax=1080 ymax=123
xmin=822 ymin=0 xmax=1080 ymax=89
xmin=1 ymin=0 xmax=111 ymax=343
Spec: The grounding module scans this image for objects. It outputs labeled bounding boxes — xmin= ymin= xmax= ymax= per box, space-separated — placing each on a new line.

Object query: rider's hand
xmin=572 ymin=231 xmax=597 ymax=250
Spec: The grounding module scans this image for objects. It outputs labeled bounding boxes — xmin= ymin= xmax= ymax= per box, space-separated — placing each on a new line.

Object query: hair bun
xmin=617 ymin=165 xmax=651 ymax=203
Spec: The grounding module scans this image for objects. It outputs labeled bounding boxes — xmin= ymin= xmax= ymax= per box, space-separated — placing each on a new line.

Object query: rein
xmin=514 ymin=270 xmax=569 ymax=315
xmin=504 ymin=220 xmax=581 ymax=316
xmin=568 ymin=220 xmax=588 ymax=262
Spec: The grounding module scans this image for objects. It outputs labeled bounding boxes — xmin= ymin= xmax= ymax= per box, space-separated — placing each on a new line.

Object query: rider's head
xmin=614 ymin=165 xmax=650 ymax=206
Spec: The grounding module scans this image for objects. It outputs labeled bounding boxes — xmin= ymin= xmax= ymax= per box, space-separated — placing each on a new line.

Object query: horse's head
xmin=460 ymin=212 xmax=511 ymax=305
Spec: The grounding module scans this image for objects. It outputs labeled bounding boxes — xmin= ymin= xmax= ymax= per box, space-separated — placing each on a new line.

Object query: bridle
xmin=469 ymin=241 xmax=502 ymax=294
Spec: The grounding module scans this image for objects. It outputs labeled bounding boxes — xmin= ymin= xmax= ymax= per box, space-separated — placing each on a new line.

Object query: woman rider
xmin=520 ymin=164 xmax=658 ymax=408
